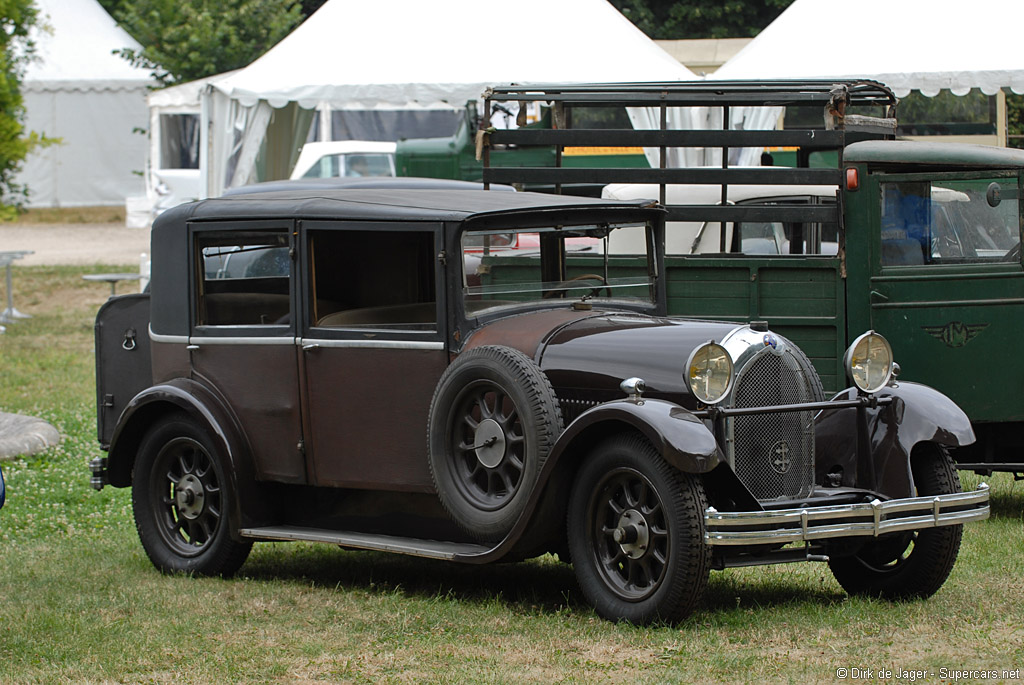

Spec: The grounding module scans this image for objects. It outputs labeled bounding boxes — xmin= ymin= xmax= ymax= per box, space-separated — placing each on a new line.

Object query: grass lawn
xmin=0 ymin=266 xmax=1021 ymax=683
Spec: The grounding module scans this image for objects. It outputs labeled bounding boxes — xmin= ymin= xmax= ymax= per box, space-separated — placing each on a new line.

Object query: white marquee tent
xmin=17 ymin=0 xmax=153 ymax=208
xmin=200 ymin=0 xmax=698 ymax=197
xmin=711 ymin=0 xmax=1024 ymax=97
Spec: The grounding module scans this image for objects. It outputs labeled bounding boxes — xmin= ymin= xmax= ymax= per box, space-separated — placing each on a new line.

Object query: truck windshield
xmin=880 ymin=177 xmax=1021 ymax=265
xmin=461 ymin=222 xmax=655 ymax=315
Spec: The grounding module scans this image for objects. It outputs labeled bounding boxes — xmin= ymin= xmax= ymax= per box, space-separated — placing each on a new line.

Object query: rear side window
xmin=308 ymin=229 xmax=437 ymax=331
xmin=196 ymin=232 xmax=291 ymax=327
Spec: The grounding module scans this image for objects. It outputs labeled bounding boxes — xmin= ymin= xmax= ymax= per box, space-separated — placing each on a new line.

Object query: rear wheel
xmin=829 ymin=443 xmax=963 ymax=599
xmin=132 ymin=415 xmax=252 ymax=576
xmin=568 ymin=433 xmax=710 ymax=624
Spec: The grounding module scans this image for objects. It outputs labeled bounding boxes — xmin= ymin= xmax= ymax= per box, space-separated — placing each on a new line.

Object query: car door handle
xmin=302 ymin=343 xmax=320 ymax=352
xmin=869 ymin=290 xmax=889 ymax=303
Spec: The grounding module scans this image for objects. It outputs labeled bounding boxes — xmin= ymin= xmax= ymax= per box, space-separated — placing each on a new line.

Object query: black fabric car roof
xmin=155 ymin=189 xmax=656 ymax=229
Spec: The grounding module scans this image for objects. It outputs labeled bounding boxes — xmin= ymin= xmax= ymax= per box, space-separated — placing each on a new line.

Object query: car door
xmin=298 ymin=221 xmax=448 ymax=491
xmin=188 ymin=222 xmax=307 ymax=483
xmin=866 ymin=171 xmax=1024 ymax=423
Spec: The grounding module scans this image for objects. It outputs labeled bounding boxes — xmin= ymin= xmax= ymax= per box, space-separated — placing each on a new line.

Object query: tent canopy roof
xmin=712 ymin=0 xmax=1024 ymax=97
xmin=211 ymin=0 xmax=696 ymax=109
xmin=25 ymin=0 xmax=151 ymax=88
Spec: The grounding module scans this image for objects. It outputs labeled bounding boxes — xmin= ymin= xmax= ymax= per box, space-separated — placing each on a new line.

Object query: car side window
xmin=196 ymin=232 xmax=291 ymax=327
xmin=880 ymin=179 xmax=1021 ymax=266
xmin=308 ymin=228 xmax=437 ymax=331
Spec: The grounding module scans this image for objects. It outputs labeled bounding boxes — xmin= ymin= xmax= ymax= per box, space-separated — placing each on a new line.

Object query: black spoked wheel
xmin=428 ymin=346 xmax=562 ymax=542
xmin=449 ymin=380 xmax=529 ymax=511
xmin=829 ymin=443 xmax=963 ymax=599
xmin=132 ymin=415 xmax=252 ymax=576
xmin=568 ymin=433 xmax=710 ymax=624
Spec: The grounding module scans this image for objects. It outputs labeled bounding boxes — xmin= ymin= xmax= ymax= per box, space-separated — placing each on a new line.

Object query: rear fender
xmin=105 ymin=379 xmax=269 ymax=533
xmin=815 ymin=381 xmax=975 ymax=499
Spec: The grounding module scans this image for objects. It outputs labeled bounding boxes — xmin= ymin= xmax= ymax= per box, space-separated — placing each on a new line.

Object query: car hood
xmin=537 ymin=313 xmax=739 ymax=402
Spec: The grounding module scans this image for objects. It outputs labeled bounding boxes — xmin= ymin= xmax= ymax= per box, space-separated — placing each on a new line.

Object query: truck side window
xmin=881 ymin=179 xmax=1021 ymax=265
xmin=196 ymin=233 xmax=291 ymax=326
xmin=309 ymin=229 xmax=437 ymax=331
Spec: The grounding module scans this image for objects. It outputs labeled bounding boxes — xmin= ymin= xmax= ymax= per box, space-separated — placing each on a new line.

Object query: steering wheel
xmin=1004 ymin=241 xmax=1021 ymax=263
xmin=542 ymin=273 xmax=610 ymax=299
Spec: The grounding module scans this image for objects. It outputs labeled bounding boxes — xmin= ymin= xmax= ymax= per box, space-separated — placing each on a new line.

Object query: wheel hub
xmin=473 ymin=418 xmax=507 ymax=469
xmin=612 ymin=509 xmax=650 ymax=560
xmin=175 ymin=474 xmax=205 ymax=520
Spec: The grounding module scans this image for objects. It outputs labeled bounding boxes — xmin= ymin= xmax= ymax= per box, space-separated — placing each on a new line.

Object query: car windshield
xmin=301 ymin=152 xmax=395 ymax=179
xmin=461 ymin=222 xmax=656 ymax=316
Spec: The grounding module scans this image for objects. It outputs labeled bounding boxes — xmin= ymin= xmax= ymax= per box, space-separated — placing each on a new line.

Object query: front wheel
xmin=132 ymin=415 xmax=252 ymax=576
xmin=829 ymin=443 xmax=963 ymax=599
xmin=567 ymin=433 xmax=710 ymax=624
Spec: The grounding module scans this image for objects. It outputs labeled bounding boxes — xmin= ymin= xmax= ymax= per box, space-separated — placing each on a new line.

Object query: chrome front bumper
xmin=704 ymin=483 xmax=990 ymax=546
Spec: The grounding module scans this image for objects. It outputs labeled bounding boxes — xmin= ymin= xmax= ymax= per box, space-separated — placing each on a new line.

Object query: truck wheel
xmin=829 ymin=444 xmax=963 ymax=599
xmin=428 ymin=345 xmax=562 ymax=543
xmin=132 ymin=415 xmax=252 ymax=576
xmin=567 ymin=433 xmax=710 ymax=624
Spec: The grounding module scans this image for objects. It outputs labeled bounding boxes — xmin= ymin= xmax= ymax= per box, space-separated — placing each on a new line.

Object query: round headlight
xmin=687 ymin=342 xmax=734 ymax=405
xmin=844 ymin=331 xmax=893 ymax=394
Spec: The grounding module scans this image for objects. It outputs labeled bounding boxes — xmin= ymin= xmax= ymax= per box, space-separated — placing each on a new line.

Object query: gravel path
xmin=0 ymin=222 xmax=150 ymax=266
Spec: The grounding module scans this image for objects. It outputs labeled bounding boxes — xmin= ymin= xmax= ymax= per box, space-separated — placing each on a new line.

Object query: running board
xmin=239 ymin=526 xmax=492 ymax=561
xmin=955 ymin=462 xmax=1024 ymax=473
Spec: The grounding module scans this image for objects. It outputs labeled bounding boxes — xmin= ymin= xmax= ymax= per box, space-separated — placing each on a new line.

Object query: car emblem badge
xmin=763 ymin=333 xmax=778 ymax=350
xmin=922 ymin=321 xmax=988 ymax=348
xmin=770 ymin=440 xmax=792 ymax=474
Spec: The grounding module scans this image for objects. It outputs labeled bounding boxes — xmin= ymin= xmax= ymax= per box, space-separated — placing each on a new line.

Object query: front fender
xmin=815 ymin=381 xmax=975 ymax=499
xmin=550 ymin=398 xmax=723 ymax=474
xmin=481 ymin=398 xmax=722 ymax=562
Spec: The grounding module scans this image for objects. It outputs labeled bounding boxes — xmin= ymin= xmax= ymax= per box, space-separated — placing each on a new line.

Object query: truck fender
xmin=105 ymin=378 xmax=267 ymax=535
xmin=815 ymin=381 xmax=975 ymax=499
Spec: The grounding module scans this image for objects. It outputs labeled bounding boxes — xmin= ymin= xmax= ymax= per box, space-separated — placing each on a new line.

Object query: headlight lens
xmin=687 ymin=342 xmax=733 ymax=405
xmin=844 ymin=331 xmax=893 ymax=394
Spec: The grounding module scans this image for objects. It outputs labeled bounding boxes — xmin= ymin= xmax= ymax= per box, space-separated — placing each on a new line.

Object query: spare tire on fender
xmin=428 ymin=345 xmax=563 ymax=543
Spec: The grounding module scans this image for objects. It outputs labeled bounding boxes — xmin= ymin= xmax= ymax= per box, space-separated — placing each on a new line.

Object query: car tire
xmin=132 ymin=414 xmax=252 ymax=576
xmin=428 ymin=345 xmax=562 ymax=543
xmin=567 ymin=432 xmax=711 ymax=624
xmin=829 ymin=443 xmax=963 ymax=599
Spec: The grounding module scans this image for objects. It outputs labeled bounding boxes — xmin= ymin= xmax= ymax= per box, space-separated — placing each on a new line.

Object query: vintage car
xmin=289 ymin=141 xmax=396 ymax=180
xmin=91 ymin=187 xmax=989 ymax=624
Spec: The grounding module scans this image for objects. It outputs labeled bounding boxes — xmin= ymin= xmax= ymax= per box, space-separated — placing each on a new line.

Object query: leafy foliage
xmin=609 ymin=0 xmax=795 ymax=39
xmin=0 ymin=0 xmax=46 ymax=218
xmin=109 ymin=0 xmax=304 ymax=85
xmin=1007 ymin=93 xmax=1024 ymax=150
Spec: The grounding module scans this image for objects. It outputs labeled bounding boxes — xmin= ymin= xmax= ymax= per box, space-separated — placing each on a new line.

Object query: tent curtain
xmin=255 ymin=103 xmax=317 ymax=182
xmin=203 ymin=89 xmax=274 ymax=197
xmin=627 ymin=105 xmax=782 ymax=168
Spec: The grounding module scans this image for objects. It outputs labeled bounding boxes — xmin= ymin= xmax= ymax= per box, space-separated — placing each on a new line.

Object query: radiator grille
xmin=730 ymin=351 xmax=818 ymax=500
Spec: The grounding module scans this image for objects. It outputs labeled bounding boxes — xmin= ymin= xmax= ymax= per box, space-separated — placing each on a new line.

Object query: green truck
xmin=395 ymin=101 xmax=650 ymax=195
xmin=480 ymin=80 xmax=1024 ymax=474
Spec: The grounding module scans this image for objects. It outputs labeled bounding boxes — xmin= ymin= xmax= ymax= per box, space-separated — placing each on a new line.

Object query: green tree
xmin=609 ymin=0 xmax=794 ymax=39
xmin=110 ymin=0 xmax=303 ymax=85
xmin=0 ymin=0 xmax=49 ymax=217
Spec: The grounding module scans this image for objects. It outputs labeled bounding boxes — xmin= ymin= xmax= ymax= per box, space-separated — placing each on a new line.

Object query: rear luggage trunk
xmin=95 ymin=294 xmax=152 ymax=448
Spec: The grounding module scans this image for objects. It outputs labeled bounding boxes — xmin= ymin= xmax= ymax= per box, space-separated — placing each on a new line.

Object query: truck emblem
xmin=770 ymin=441 xmax=792 ymax=474
xmin=922 ymin=322 xmax=988 ymax=348
xmin=763 ymin=333 xmax=778 ymax=350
